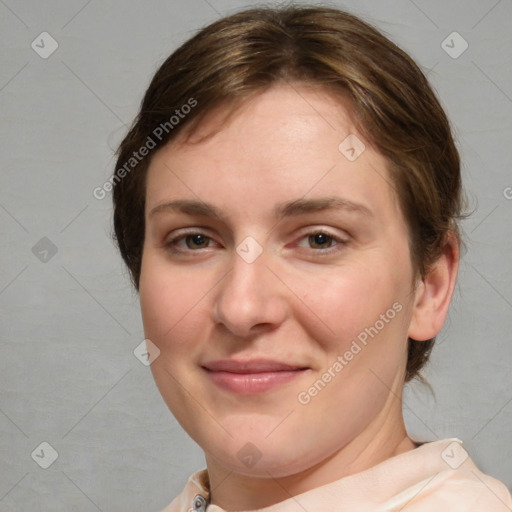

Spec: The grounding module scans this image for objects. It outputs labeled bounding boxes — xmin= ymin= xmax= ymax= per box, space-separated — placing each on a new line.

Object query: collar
xmin=163 ymin=438 xmax=512 ymax=511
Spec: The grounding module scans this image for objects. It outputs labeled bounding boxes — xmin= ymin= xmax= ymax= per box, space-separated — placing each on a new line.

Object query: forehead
xmin=179 ymin=83 xmax=359 ymax=149
xmin=145 ymin=83 xmax=402 ymax=225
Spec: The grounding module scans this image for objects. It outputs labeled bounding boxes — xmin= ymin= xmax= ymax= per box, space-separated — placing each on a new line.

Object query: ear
xmin=408 ymin=234 xmax=460 ymax=341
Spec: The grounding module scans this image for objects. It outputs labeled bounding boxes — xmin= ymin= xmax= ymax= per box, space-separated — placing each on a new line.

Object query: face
xmin=139 ymin=84 xmax=418 ymax=478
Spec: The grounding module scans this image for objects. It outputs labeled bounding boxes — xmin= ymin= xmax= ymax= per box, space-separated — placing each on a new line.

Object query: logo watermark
xmin=93 ymin=97 xmax=198 ymax=200
xmin=297 ymin=301 xmax=403 ymax=405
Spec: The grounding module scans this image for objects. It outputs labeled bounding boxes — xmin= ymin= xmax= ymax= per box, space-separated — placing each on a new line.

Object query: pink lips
xmin=202 ymin=359 xmax=309 ymax=394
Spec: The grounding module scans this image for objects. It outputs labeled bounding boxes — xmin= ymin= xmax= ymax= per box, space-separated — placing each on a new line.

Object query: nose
xmin=212 ymin=245 xmax=288 ymax=338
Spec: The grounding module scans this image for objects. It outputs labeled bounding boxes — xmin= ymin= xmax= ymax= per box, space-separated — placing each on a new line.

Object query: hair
xmin=112 ymin=4 xmax=465 ymax=382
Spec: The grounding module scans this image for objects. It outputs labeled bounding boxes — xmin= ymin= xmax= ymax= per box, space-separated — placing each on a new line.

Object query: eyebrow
xmin=149 ymin=196 xmax=373 ymax=221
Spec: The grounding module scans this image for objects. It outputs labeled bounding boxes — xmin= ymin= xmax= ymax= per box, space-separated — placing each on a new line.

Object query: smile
xmin=201 ymin=359 xmax=310 ymax=394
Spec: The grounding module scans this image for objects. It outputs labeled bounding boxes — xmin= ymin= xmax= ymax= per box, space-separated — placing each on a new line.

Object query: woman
xmin=112 ymin=5 xmax=512 ymax=511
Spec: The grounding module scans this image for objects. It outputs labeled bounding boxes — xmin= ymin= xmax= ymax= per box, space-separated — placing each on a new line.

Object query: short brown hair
xmin=113 ymin=5 xmax=464 ymax=382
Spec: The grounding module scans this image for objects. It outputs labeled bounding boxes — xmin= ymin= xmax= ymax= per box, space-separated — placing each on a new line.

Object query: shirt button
xmin=192 ymin=494 xmax=208 ymax=512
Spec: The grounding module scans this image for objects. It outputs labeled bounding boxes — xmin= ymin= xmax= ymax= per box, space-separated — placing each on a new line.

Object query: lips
xmin=203 ymin=359 xmax=307 ymax=373
xmin=202 ymin=358 xmax=309 ymax=394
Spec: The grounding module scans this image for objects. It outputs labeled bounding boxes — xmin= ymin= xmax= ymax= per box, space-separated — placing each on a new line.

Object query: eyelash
xmin=164 ymin=229 xmax=348 ymax=257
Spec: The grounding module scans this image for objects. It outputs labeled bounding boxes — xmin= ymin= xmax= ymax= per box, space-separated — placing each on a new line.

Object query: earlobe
xmin=408 ymin=235 xmax=460 ymax=341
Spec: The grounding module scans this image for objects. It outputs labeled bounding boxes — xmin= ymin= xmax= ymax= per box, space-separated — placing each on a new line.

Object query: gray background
xmin=1 ymin=0 xmax=511 ymax=510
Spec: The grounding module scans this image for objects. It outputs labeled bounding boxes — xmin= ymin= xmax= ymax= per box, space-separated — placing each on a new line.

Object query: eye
xmin=296 ymin=230 xmax=348 ymax=255
xmin=165 ymin=231 xmax=218 ymax=253
xmin=182 ymin=233 xmax=210 ymax=249
xmin=164 ymin=228 xmax=347 ymax=256
xmin=307 ymin=232 xmax=336 ymax=249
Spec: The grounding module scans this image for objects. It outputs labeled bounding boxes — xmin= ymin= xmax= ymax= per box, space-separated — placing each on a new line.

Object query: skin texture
xmin=139 ymin=83 xmax=459 ymax=510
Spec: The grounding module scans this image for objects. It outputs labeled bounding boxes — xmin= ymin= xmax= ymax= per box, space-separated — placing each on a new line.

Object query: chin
xmin=203 ymin=432 xmax=332 ymax=479
xmin=211 ymin=450 xmax=310 ymax=478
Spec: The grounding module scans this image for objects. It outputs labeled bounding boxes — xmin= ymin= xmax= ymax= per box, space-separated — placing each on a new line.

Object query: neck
xmin=205 ymin=395 xmax=416 ymax=511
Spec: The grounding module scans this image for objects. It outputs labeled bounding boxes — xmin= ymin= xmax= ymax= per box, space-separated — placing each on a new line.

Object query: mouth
xmin=201 ymin=358 xmax=310 ymax=394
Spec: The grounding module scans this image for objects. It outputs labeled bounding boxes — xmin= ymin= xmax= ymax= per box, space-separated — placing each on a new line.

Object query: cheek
xmin=291 ymin=262 xmax=400 ymax=347
xmin=289 ymin=261 xmax=412 ymax=397
xmin=139 ymin=253 xmax=208 ymax=351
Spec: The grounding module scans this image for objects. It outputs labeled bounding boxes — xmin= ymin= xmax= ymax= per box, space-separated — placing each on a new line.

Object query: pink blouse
xmin=161 ymin=438 xmax=512 ymax=511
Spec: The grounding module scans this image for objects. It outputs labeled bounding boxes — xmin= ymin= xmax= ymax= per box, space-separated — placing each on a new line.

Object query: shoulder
xmin=393 ymin=439 xmax=512 ymax=511
xmin=439 ymin=466 xmax=512 ymax=510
